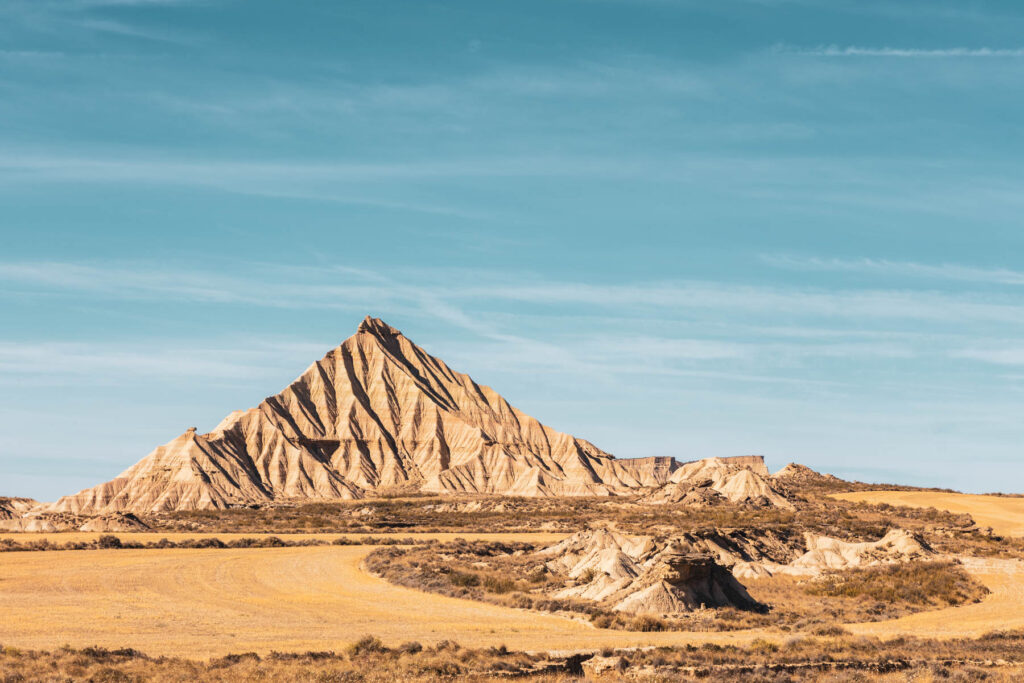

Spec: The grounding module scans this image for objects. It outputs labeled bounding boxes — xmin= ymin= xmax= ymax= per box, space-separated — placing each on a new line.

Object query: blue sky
xmin=4 ymin=0 xmax=1024 ymax=499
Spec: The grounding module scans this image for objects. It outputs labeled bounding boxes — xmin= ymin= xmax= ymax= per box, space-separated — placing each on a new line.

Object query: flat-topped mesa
xmin=48 ymin=316 xmax=678 ymax=514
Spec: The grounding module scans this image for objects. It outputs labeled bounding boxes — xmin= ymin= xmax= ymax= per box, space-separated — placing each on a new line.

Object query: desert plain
xmin=2 ymin=501 xmax=1024 ymax=657
xmin=3 ymin=319 xmax=1024 ymax=681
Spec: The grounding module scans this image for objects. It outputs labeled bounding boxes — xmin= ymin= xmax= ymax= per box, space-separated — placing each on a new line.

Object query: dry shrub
xmin=448 ymin=571 xmax=480 ymax=588
xmin=7 ymin=637 xmax=1024 ymax=682
xmin=346 ymin=636 xmax=385 ymax=657
xmin=96 ymin=535 xmax=122 ymax=549
xmin=748 ymin=638 xmax=779 ymax=654
xmin=628 ymin=614 xmax=666 ymax=632
xmin=482 ymin=575 xmax=516 ymax=594
xmin=806 ymin=561 xmax=989 ymax=606
xmin=811 ymin=624 xmax=850 ymax=636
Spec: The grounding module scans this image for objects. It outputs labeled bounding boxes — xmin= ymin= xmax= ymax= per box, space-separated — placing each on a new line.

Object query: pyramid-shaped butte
xmin=49 ymin=317 xmax=678 ymax=513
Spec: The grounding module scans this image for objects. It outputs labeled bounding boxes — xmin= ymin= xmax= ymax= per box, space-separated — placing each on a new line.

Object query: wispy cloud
xmin=777 ymin=44 xmax=1024 ymax=58
xmin=1 ymin=257 xmax=1021 ymax=394
xmin=0 ymin=50 xmax=66 ymax=60
xmin=0 ymin=152 xmax=635 ymax=185
xmin=77 ymin=18 xmax=197 ymax=44
xmin=72 ymin=0 xmax=202 ymax=6
xmin=0 ymin=339 xmax=328 ymax=384
xmin=5 ymin=149 xmax=1022 ymax=229
xmin=951 ymin=348 xmax=1024 ymax=366
xmin=0 ymin=154 xmax=565 ymax=219
xmin=6 ymin=260 xmax=1024 ymax=328
xmin=762 ymin=254 xmax=1024 ymax=286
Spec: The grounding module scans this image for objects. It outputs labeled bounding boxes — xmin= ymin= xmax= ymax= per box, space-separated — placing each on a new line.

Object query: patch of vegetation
xmin=448 ymin=570 xmax=480 ymax=588
xmin=5 ymin=633 xmax=1024 ymax=681
xmin=806 ymin=560 xmax=990 ymax=606
xmin=0 ymin=535 xmax=429 ymax=553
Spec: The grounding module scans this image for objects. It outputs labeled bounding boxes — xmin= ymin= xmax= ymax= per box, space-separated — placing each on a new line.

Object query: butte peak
xmin=46 ymin=315 xmax=678 ymax=513
xmin=356 ymin=315 xmax=404 ymax=338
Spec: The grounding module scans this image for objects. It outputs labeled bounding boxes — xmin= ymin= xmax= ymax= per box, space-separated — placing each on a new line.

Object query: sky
xmin=3 ymin=0 xmax=1024 ymax=500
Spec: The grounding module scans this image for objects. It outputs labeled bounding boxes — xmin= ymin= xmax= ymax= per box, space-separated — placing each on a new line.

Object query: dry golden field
xmin=833 ymin=491 xmax=1024 ymax=537
xmin=2 ymin=536 xmax=1023 ymax=657
xmin=0 ymin=543 xmax=763 ymax=657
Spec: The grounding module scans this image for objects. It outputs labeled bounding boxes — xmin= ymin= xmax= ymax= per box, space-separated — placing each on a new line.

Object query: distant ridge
xmin=49 ymin=317 xmax=679 ymax=513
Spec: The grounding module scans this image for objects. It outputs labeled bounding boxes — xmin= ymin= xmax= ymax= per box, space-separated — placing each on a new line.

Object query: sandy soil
xmin=2 ymin=537 xmax=1023 ymax=657
xmin=832 ymin=491 xmax=1024 ymax=537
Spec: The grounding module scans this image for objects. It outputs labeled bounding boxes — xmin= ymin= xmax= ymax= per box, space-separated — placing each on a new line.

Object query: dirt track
xmin=2 ymin=540 xmax=1023 ymax=657
xmin=832 ymin=491 xmax=1024 ymax=537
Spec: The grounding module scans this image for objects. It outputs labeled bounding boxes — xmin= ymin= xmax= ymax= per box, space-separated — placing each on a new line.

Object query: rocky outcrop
xmin=47 ymin=317 xmax=679 ymax=514
xmin=538 ymin=530 xmax=765 ymax=615
xmin=77 ymin=513 xmax=150 ymax=532
xmin=0 ymin=497 xmax=37 ymax=520
xmin=0 ymin=510 xmax=150 ymax=532
xmin=789 ymin=529 xmax=934 ymax=573
xmin=538 ymin=525 xmax=935 ymax=585
xmin=640 ymin=456 xmax=794 ymax=509
xmin=773 ymin=462 xmax=840 ymax=484
xmin=0 ymin=515 xmax=62 ymax=532
xmin=731 ymin=529 xmax=936 ymax=579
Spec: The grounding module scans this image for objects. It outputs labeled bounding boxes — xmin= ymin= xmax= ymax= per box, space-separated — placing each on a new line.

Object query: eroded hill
xmin=45 ymin=317 xmax=678 ymax=514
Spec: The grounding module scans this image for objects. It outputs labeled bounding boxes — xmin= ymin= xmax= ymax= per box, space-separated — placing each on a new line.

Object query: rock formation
xmin=731 ymin=529 xmax=935 ymax=579
xmin=537 ymin=530 xmax=766 ymax=614
xmin=539 ymin=525 xmax=936 ymax=583
xmin=47 ymin=317 xmax=678 ymax=514
xmin=789 ymin=529 xmax=934 ymax=573
xmin=77 ymin=513 xmax=151 ymax=533
xmin=0 ymin=497 xmax=37 ymax=520
xmin=0 ymin=510 xmax=149 ymax=533
xmin=773 ymin=462 xmax=840 ymax=483
xmin=640 ymin=456 xmax=794 ymax=509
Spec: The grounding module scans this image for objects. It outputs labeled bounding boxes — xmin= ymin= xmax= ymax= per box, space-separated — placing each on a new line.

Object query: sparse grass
xmin=806 ymin=561 xmax=990 ymax=607
xmin=0 ymin=534 xmax=430 ymax=553
xmin=5 ymin=634 xmax=1024 ymax=682
xmin=0 ymin=641 xmax=549 ymax=682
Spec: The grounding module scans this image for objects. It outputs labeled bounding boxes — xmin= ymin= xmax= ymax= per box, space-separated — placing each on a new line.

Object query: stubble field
xmin=832 ymin=490 xmax=1024 ymax=537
